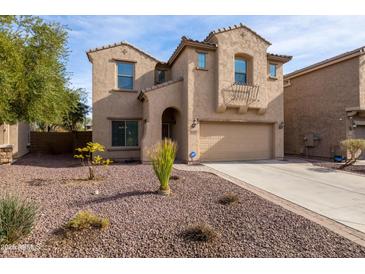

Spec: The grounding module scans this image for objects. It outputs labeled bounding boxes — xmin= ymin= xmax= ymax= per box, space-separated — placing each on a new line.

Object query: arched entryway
xmin=161 ymin=107 xmax=179 ymax=141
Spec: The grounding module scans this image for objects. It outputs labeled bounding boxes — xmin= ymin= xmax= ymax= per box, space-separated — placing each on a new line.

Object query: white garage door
xmin=199 ymin=122 xmax=273 ymax=161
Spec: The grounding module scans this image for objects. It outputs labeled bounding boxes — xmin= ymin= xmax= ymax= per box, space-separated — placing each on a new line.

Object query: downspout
xmin=7 ymin=124 xmax=10 ymax=144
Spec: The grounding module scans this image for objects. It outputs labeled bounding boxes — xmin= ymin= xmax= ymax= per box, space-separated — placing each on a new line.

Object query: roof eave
xmin=168 ymin=40 xmax=217 ymax=65
xmin=285 ymin=46 xmax=365 ymax=80
xmin=267 ymin=53 xmax=292 ymax=63
xmin=86 ymin=41 xmax=161 ymax=63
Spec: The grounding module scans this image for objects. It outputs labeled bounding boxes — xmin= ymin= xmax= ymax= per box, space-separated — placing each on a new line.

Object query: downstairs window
xmin=112 ymin=120 xmax=139 ymax=147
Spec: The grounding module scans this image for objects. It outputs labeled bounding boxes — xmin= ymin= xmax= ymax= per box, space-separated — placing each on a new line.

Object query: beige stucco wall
xmin=90 ymin=28 xmax=287 ymax=162
xmin=140 ymin=80 xmax=183 ymax=162
xmin=284 ymin=57 xmax=360 ymax=158
xmin=359 ymin=54 xmax=365 ymax=107
xmin=188 ymin=28 xmax=285 ymax=160
xmin=89 ymin=45 xmax=157 ymax=160
xmin=0 ymin=122 xmax=29 ymax=159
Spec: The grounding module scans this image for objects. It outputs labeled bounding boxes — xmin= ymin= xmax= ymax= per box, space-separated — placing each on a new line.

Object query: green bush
xmin=66 ymin=210 xmax=109 ymax=231
xmin=0 ymin=195 xmax=38 ymax=245
xmin=340 ymin=138 xmax=365 ymax=167
xmin=148 ymin=139 xmax=177 ymax=195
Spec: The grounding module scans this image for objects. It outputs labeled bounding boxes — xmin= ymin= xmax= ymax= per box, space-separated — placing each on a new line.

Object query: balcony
xmin=221 ymin=82 xmax=261 ymax=113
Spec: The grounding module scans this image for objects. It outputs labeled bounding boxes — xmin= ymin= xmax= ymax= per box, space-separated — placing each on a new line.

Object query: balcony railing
xmin=222 ymin=82 xmax=260 ymax=107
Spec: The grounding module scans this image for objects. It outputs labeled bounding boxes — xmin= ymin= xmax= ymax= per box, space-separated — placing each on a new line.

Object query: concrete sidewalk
xmin=204 ymin=159 xmax=365 ymax=233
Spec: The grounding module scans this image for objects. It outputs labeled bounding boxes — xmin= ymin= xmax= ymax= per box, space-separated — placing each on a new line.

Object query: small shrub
xmin=74 ymin=142 xmax=112 ymax=180
xmin=340 ymin=139 xmax=365 ymax=168
xmin=218 ymin=193 xmax=239 ymax=205
xmin=148 ymin=139 xmax=177 ymax=195
xmin=66 ymin=210 xmax=109 ymax=231
xmin=0 ymin=195 xmax=38 ymax=245
xmin=182 ymin=223 xmax=219 ymax=242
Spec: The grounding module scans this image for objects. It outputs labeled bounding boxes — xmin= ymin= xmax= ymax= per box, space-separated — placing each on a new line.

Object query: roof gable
xmin=87 ymin=41 xmax=160 ymax=63
xmin=204 ymin=23 xmax=271 ymax=45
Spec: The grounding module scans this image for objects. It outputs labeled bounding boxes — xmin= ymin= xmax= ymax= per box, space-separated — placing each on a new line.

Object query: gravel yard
xmin=1 ymin=154 xmax=365 ymax=258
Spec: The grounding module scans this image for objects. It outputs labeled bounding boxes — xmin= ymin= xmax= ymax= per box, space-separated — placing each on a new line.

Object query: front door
xmin=162 ymin=123 xmax=170 ymax=139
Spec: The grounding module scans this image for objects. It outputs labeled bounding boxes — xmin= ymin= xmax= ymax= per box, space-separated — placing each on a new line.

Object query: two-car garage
xmin=199 ymin=122 xmax=274 ymax=161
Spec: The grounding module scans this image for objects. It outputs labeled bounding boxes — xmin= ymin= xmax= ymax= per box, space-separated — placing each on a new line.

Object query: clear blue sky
xmin=41 ymin=16 xmax=365 ymax=107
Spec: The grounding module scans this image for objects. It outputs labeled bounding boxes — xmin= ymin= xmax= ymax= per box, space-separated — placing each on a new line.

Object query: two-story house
xmin=284 ymin=46 xmax=365 ymax=159
xmin=87 ymin=24 xmax=291 ymax=163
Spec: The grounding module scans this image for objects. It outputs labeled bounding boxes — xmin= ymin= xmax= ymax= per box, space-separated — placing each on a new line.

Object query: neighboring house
xmin=87 ymin=24 xmax=291 ymax=163
xmin=284 ymin=46 xmax=365 ymax=159
xmin=0 ymin=122 xmax=30 ymax=162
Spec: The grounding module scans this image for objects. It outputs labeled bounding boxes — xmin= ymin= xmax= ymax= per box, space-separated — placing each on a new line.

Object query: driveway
xmin=204 ymin=159 xmax=365 ymax=233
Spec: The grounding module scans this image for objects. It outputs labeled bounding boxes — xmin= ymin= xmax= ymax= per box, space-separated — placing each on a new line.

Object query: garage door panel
xmin=199 ymin=122 xmax=273 ymax=161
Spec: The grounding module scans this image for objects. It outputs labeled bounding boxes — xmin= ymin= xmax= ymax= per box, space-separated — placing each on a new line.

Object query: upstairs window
xmin=269 ymin=63 xmax=277 ymax=78
xmin=117 ymin=62 xmax=134 ymax=90
xmin=235 ymin=58 xmax=247 ymax=84
xmin=156 ymin=70 xmax=166 ymax=84
xmin=197 ymin=52 xmax=207 ymax=69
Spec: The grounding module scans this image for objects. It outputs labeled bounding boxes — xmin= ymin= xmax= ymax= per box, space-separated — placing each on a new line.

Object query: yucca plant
xmin=148 ymin=139 xmax=177 ymax=195
xmin=0 ymin=195 xmax=38 ymax=245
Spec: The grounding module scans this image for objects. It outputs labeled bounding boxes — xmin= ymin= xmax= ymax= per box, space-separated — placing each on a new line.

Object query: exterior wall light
xmin=191 ymin=118 xmax=199 ymax=128
xmin=278 ymin=121 xmax=285 ymax=129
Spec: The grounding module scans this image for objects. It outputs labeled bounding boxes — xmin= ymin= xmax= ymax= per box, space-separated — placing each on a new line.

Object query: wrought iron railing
xmin=222 ymin=82 xmax=259 ymax=106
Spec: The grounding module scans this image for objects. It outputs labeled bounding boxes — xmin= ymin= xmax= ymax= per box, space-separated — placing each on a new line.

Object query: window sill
xmin=107 ymin=147 xmax=140 ymax=151
xmin=268 ymin=76 xmax=278 ymax=80
xmin=110 ymin=89 xmax=138 ymax=93
xmin=196 ymin=67 xmax=208 ymax=71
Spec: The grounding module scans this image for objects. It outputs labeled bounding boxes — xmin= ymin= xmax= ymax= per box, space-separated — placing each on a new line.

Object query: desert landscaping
xmin=1 ymin=154 xmax=365 ymax=258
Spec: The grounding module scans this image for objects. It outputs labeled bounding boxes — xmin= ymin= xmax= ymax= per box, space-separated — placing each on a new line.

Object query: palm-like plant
xmin=149 ymin=139 xmax=177 ymax=195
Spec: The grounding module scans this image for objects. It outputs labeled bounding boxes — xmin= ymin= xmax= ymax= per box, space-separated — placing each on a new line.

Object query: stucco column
xmin=140 ymin=99 xmax=151 ymax=163
xmin=140 ymin=96 xmax=163 ymax=163
xmin=274 ymin=122 xmax=284 ymax=159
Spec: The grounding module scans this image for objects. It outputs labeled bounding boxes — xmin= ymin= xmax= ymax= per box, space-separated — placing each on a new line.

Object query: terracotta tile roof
xmin=86 ymin=24 xmax=291 ymax=68
xmin=86 ymin=41 xmax=161 ymax=63
xmin=138 ymin=77 xmax=184 ymax=101
xmin=267 ymin=53 xmax=292 ymax=62
xmin=285 ymin=46 xmax=365 ymax=79
xmin=140 ymin=77 xmax=183 ymax=93
xmin=204 ymin=23 xmax=271 ymax=45
xmin=167 ymin=36 xmax=217 ymax=65
xmin=181 ymin=36 xmax=217 ymax=47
